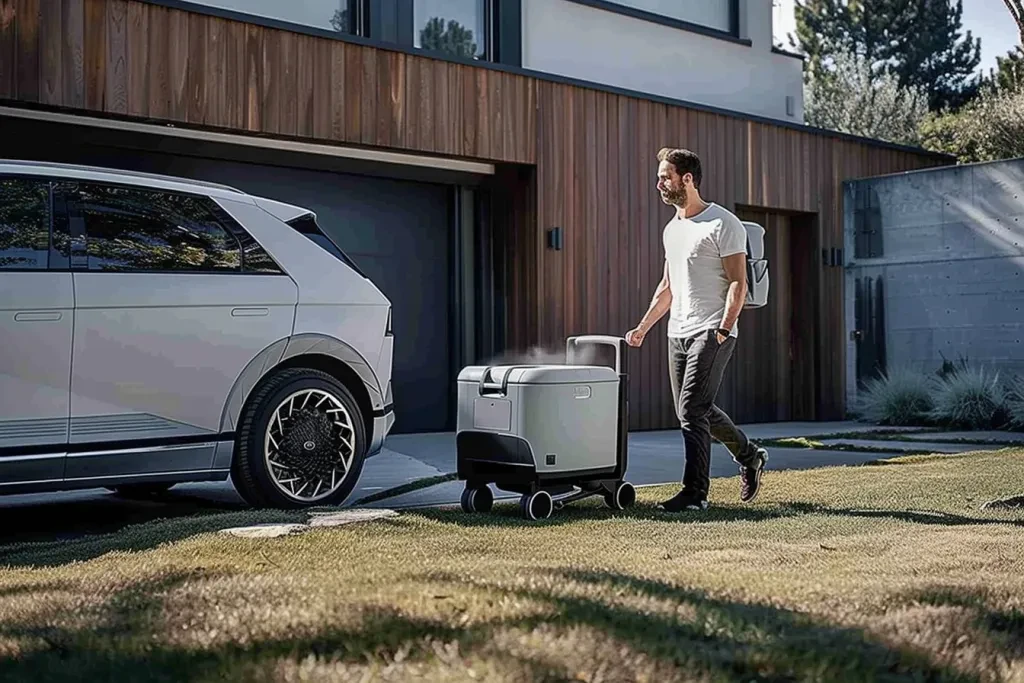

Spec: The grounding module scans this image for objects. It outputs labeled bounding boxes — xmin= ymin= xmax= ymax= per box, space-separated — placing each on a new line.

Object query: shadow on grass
xmin=0 ymin=570 xmax=561 ymax=683
xmin=0 ymin=504 xmax=307 ymax=569
xmin=0 ymin=488 xmax=249 ymax=542
xmin=897 ymin=585 xmax=1024 ymax=644
xmin=0 ymin=567 xmax=984 ymax=682
xmin=409 ymin=497 xmax=1024 ymax=530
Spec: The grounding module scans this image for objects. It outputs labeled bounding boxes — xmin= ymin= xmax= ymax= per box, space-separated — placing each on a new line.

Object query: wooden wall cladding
xmin=0 ymin=0 xmax=536 ymax=164
xmin=2 ymin=0 xmax=949 ymax=429
xmin=529 ymin=85 xmax=945 ymax=428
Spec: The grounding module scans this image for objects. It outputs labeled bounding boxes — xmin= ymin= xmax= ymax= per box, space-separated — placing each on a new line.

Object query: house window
xmin=185 ymin=0 xmax=371 ymax=36
xmin=413 ymin=0 xmax=489 ymax=61
xmin=592 ymin=0 xmax=737 ymax=36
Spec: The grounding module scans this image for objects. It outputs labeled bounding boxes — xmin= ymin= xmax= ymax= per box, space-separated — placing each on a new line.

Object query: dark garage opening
xmin=0 ymin=113 xmax=503 ymax=434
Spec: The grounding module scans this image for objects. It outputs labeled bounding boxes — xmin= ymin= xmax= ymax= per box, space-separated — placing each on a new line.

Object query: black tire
xmin=604 ymin=481 xmax=637 ymax=510
xmin=460 ymin=486 xmax=494 ymax=513
xmin=106 ymin=483 xmax=173 ymax=499
xmin=520 ymin=490 xmax=553 ymax=520
xmin=232 ymin=367 xmax=368 ymax=509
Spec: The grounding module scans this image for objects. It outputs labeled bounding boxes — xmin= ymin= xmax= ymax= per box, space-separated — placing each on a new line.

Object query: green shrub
xmin=1004 ymin=374 xmax=1024 ymax=431
xmin=929 ymin=366 xmax=1006 ymax=430
xmin=854 ymin=367 xmax=935 ymax=426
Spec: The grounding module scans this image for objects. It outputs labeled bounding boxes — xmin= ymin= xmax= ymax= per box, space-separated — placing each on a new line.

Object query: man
xmin=626 ymin=147 xmax=768 ymax=512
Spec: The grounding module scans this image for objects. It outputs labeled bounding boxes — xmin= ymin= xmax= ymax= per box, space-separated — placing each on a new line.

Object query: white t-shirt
xmin=663 ymin=202 xmax=748 ymax=339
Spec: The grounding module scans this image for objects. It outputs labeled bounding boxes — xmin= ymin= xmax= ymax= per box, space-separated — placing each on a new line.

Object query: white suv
xmin=0 ymin=160 xmax=395 ymax=509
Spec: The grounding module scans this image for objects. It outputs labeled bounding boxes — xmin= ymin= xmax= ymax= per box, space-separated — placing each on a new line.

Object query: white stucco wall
xmin=521 ymin=0 xmax=805 ymax=123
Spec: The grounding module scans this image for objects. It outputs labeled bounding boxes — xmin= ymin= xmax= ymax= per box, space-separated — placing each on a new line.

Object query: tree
xmin=920 ymin=86 xmax=1024 ymax=162
xmin=804 ymin=47 xmax=929 ymax=145
xmin=987 ymin=48 xmax=1024 ymax=94
xmin=793 ymin=0 xmax=982 ymax=112
xmin=418 ymin=17 xmax=478 ymax=59
xmin=330 ymin=9 xmax=351 ymax=33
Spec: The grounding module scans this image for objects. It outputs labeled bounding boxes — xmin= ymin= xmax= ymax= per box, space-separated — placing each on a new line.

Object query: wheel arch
xmin=219 ymin=333 xmax=385 ymax=447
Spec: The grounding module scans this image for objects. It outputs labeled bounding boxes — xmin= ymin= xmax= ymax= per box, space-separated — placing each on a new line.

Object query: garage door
xmin=6 ymin=137 xmax=455 ymax=434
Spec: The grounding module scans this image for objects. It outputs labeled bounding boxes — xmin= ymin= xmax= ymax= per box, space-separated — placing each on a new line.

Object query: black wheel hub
xmin=278 ymin=408 xmax=339 ymax=479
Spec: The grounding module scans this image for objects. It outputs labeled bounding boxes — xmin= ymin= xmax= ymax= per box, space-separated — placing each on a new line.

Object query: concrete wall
xmin=521 ymin=0 xmax=805 ymax=123
xmin=843 ymin=158 xmax=1024 ymax=406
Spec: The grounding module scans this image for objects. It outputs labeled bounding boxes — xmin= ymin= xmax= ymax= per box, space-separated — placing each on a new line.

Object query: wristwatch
xmin=715 ymin=328 xmax=730 ymax=340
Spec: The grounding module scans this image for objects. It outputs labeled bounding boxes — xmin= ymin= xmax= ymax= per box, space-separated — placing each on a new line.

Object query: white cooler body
xmin=456 ymin=364 xmax=621 ymax=478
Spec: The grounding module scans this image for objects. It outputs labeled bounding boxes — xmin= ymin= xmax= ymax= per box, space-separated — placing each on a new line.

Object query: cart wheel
xmin=604 ymin=481 xmax=637 ymax=510
xmin=520 ymin=490 xmax=553 ymax=520
xmin=461 ymin=485 xmax=494 ymax=513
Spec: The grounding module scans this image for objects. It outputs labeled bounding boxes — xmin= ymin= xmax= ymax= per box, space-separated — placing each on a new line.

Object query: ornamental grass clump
xmin=930 ymin=365 xmax=1006 ymax=430
xmin=1004 ymin=374 xmax=1024 ymax=431
xmin=854 ymin=367 xmax=935 ymax=426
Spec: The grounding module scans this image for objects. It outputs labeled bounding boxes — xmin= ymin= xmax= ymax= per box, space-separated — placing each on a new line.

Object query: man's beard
xmin=660 ymin=185 xmax=687 ymax=207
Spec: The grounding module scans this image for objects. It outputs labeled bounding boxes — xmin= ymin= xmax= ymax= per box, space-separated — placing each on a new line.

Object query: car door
xmin=0 ymin=175 xmax=73 ymax=491
xmin=55 ymin=179 xmax=297 ymax=483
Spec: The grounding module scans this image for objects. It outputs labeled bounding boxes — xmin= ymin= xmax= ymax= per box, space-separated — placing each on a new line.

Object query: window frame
xmin=51 ymin=179 xmax=286 ymax=276
xmin=0 ymin=174 xmax=60 ymax=273
xmin=142 ymin=0 xmax=523 ymax=66
xmin=562 ymin=0 xmax=747 ymax=45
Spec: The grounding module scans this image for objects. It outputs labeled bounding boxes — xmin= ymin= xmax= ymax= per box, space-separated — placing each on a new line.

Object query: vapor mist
xmin=479 ymin=344 xmax=604 ymax=368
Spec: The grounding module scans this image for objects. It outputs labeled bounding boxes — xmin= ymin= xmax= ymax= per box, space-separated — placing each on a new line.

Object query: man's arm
xmin=719 ymin=252 xmax=747 ymax=333
xmin=637 ymin=260 xmax=672 ymax=333
xmin=626 ymin=260 xmax=671 ymax=345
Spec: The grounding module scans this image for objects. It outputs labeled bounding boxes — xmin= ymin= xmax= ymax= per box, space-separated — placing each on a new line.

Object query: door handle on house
xmin=231 ymin=307 xmax=269 ymax=317
xmin=14 ymin=311 xmax=63 ymax=322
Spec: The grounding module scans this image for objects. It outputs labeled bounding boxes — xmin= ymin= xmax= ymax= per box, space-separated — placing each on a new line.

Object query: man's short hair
xmin=657 ymin=147 xmax=702 ymax=189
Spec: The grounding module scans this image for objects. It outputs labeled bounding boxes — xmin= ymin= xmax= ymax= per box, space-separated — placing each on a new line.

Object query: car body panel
xmin=0 ymin=271 xmax=74 ymax=487
xmin=66 ymin=271 xmax=298 ymax=477
xmin=0 ymin=160 xmax=396 ymax=497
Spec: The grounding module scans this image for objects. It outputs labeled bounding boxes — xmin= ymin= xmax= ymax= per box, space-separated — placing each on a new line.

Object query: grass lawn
xmin=1 ymin=450 xmax=1023 ymax=682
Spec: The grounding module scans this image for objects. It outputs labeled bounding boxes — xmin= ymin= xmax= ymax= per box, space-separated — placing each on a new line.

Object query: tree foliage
xmin=419 ymin=18 xmax=478 ymax=59
xmin=793 ymin=0 xmax=981 ymax=112
xmin=920 ymin=85 xmax=1024 ymax=163
xmin=804 ymin=47 xmax=929 ymax=145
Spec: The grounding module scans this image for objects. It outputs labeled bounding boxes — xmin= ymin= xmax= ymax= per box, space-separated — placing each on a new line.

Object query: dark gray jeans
xmin=668 ymin=329 xmax=759 ymax=500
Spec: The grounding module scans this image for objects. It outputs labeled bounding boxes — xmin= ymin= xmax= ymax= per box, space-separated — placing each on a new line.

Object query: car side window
xmin=68 ymin=183 xmax=242 ymax=273
xmin=0 ymin=177 xmax=50 ymax=271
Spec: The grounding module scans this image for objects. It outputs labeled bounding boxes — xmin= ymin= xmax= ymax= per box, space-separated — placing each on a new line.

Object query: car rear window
xmin=286 ymin=213 xmax=368 ymax=279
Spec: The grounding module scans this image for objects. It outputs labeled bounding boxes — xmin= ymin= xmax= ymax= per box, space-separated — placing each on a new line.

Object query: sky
xmin=772 ymin=0 xmax=1021 ymax=77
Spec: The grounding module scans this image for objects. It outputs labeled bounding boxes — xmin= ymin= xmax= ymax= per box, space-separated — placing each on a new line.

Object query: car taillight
xmin=386 ymin=307 xmax=392 ymax=336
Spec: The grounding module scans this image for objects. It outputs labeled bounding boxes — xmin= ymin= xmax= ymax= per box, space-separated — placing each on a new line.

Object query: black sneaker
xmin=657 ymin=490 xmax=709 ymax=512
xmin=739 ymin=447 xmax=769 ymax=503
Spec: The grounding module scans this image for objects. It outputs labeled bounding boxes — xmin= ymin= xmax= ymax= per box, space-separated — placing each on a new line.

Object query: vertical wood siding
xmin=2 ymin=0 xmax=949 ymax=429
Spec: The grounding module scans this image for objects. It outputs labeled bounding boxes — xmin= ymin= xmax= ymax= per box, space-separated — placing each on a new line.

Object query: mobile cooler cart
xmin=454 ymin=335 xmax=636 ymax=520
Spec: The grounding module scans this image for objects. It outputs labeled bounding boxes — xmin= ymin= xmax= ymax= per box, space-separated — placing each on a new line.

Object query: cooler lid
xmin=458 ymin=364 xmax=617 ymax=385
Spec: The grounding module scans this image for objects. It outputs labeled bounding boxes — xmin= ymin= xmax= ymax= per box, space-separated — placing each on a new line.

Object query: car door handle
xmin=231 ymin=307 xmax=269 ymax=317
xmin=14 ymin=311 xmax=63 ymax=322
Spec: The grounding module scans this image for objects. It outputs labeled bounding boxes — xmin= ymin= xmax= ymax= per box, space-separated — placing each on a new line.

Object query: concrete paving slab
xmin=353 ymin=448 xmax=446 ymax=498
xmin=381 ymin=432 xmax=456 ymax=473
xmin=896 ymin=431 xmax=1024 ymax=444
xmin=716 ymin=422 xmax=929 ymax=438
xmin=817 ymin=439 xmax=1006 ymax=453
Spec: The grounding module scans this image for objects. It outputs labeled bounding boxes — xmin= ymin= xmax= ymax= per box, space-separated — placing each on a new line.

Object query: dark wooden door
xmin=718 ymin=208 xmax=819 ymax=423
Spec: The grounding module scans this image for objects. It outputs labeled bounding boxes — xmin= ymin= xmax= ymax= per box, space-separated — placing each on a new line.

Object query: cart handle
xmin=477 ymin=365 xmax=538 ymax=396
xmin=565 ymin=335 xmax=628 ymax=375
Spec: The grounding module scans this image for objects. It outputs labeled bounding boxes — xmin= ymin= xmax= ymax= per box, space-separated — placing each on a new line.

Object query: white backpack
xmin=741 ymin=221 xmax=770 ymax=309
